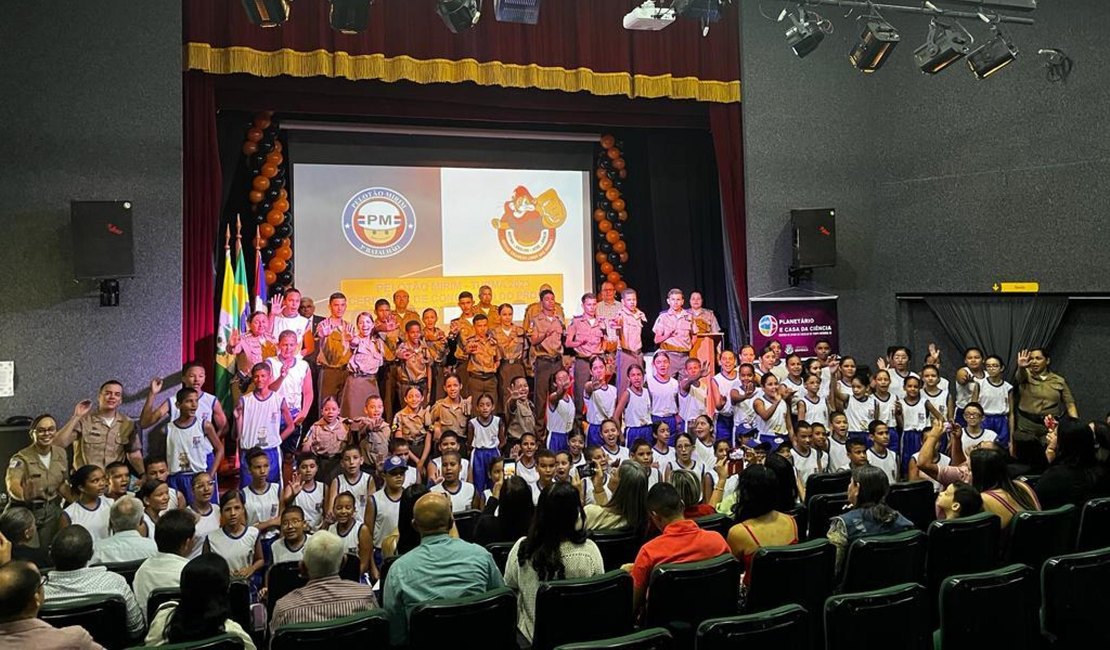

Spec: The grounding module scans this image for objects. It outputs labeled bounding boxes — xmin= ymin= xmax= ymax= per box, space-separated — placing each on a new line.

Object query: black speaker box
xmin=71 ymin=201 xmax=135 ymax=280
xmin=791 ymin=208 xmax=836 ymax=269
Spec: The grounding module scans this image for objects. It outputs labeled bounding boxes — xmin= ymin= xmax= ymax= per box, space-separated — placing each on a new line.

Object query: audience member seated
xmin=725 ymin=465 xmax=799 ymax=586
xmin=91 ymin=496 xmax=156 ymax=564
xmin=384 ymin=492 xmax=504 ymax=646
xmin=763 ymin=454 xmax=801 ymax=511
xmin=269 ymin=529 xmax=377 ymax=634
xmin=674 ymin=469 xmax=717 ymax=519
xmin=1036 ymin=419 xmax=1110 ymax=510
xmin=827 ymin=465 xmax=914 ymax=573
xmin=42 ymin=525 xmax=145 ymax=638
xmin=133 ymin=509 xmax=196 ymax=617
xmin=971 ymin=447 xmax=1041 ymax=528
xmin=584 ymin=462 xmax=649 ymax=533
xmin=144 ymin=553 xmax=255 ymax=649
xmin=0 ymin=560 xmax=104 ymax=650
xmin=474 ymin=475 xmax=535 ymax=547
xmin=0 ymin=508 xmax=51 ymax=569
xmin=626 ymin=482 xmax=730 ymax=613
xmin=935 ymin=481 xmax=984 ymax=520
xmin=505 ymin=481 xmax=605 ymax=644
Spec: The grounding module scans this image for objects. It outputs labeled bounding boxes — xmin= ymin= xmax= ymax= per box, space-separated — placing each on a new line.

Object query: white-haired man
xmin=90 ymin=496 xmax=156 ymax=564
xmin=269 ymin=529 xmax=377 ymax=634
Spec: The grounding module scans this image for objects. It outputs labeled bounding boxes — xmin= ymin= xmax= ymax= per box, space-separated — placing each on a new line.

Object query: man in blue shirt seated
xmin=384 ymin=491 xmax=503 ymax=646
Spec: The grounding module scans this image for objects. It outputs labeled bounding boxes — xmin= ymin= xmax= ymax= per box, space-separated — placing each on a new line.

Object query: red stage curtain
xmin=184 ymin=0 xmax=739 ymax=103
xmin=710 ymin=103 xmax=747 ymax=329
xmin=182 ymin=71 xmax=221 ymax=384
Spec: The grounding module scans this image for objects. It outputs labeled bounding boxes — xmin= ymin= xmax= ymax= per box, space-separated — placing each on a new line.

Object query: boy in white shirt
xmin=866 ymin=420 xmax=899 ymax=484
xmin=430 ymin=451 xmax=476 ymax=512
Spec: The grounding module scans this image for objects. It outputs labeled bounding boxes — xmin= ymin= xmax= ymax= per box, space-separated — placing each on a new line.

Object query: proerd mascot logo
xmin=492 ymin=185 xmax=566 ymax=262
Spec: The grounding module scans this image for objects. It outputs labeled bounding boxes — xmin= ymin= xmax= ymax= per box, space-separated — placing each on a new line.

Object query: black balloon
xmin=616 ymin=263 xmax=625 ymax=272
xmin=250 ymin=168 xmax=261 ymax=178
xmin=607 ymin=170 xmax=618 ymax=180
xmin=278 ymin=271 xmax=293 ymax=285
xmin=606 ymin=210 xmax=618 ymax=220
xmin=269 ymin=236 xmax=285 ymax=248
xmin=259 ymin=201 xmax=273 ymax=214
xmin=275 ymin=223 xmax=291 ymax=237
xmin=258 ymin=141 xmax=274 ymax=153
xmin=270 ymin=177 xmax=285 ymax=190
xmin=600 ymin=242 xmax=612 ymax=253
xmin=262 ymin=246 xmax=276 ymax=259
xmin=253 ymin=213 xmax=266 ymax=225
xmin=608 ymin=252 xmax=620 ymax=264
xmin=597 ymin=200 xmax=610 ymax=211
xmin=265 ymin=188 xmax=280 ymax=200
xmin=250 ymin=153 xmax=265 ymax=167
xmin=600 ymin=159 xmax=613 ymax=171
xmin=614 ymin=140 xmax=625 ymax=149
xmin=612 ymin=220 xmax=623 ymax=232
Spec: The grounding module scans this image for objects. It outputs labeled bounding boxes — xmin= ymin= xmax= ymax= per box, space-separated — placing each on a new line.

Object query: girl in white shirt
xmin=138 ymin=479 xmax=171 ymax=540
xmin=468 ymin=394 xmax=504 ymax=496
xmin=327 ymin=491 xmax=371 ymax=577
xmin=797 ymin=373 xmax=829 ymax=430
xmin=598 ymin=419 xmax=630 ymax=467
xmin=60 ymin=465 xmax=113 ymax=541
xmin=690 ymin=414 xmax=717 ymax=467
xmin=545 ymin=370 xmax=576 ymax=453
xmin=647 ymin=355 xmax=680 ymax=440
xmin=584 ymin=357 xmax=617 ymax=447
xmin=613 ymin=364 xmax=653 ymax=448
xmin=270 ymin=506 xmax=309 ymax=564
xmin=241 ymin=448 xmax=281 ymax=538
xmin=650 ymin=421 xmax=676 ymax=472
xmin=204 ymin=491 xmax=263 ymax=578
xmin=753 ymin=373 xmax=793 ymax=446
xmin=976 ymin=355 xmax=1013 ymax=447
xmin=840 ymin=376 xmax=879 ymax=437
xmin=666 ymin=432 xmax=711 ymax=500
xmin=187 ymin=472 xmax=220 ymax=559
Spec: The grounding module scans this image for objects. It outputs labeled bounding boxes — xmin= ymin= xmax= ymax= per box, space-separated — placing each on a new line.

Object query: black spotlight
xmin=99 ymin=279 xmax=120 ymax=307
xmin=240 ymin=0 xmax=291 ymax=28
xmin=437 ymin=0 xmax=482 ymax=34
xmin=330 ymin=0 xmax=375 ymax=34
xmin=968 ymin=26 xmax=1017 ymax=79
xmin=848 ymin=19 xmax=900 ymax=73
xmin=915 ymin=19 xmax=973 ymax=74
xmin=784 ymin=6 xmax=825 ymax=58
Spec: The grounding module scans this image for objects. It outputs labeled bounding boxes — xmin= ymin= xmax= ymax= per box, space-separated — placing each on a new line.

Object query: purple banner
xmin=749 ymin=295 xmax=839 ymax=356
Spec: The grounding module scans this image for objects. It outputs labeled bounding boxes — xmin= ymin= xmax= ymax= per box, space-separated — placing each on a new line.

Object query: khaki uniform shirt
xmin=395 ymin=341 xmax=432 ymax=384
xmin=301 ymin=419 xmax=350 ymax=457
xmin=493 ymin=325 xmax=527 ymax=363
xmin=423 ymin=327 xmax=449 ymax=364
xmin=7 ymin=444 xmax=68 ymax=502
xmin=393 ymin=408 xmax=430 ymax=444
xmin=506 ymin=398 xmax=536 ymax=440
xmin=466 ymin=332 xmax=502 ymax=374
xmin=71 ymin=412 xmax=139 ymax=470
xmin=427 ymin=398 xmax=470 ymax=435
xmin=616 ymin=308 xmax=647 ymax=353
xmin=450 ymin=315 xmax=477 ymax=364
xmin=376 ymin=317 xmax=403 ymax=363
xmin=392 ymin=309 xmax=421 ymax=330
xmin=653 ymin=309 xmax=695 ymax=352
xmin=567 ymin=315 xmax=606 ymax=358
xmin=316 ymin=319 xmax=355 ymax=368
xmin=1017 ymin=370 xmax=1075 ymax=416
xmin=528 ymin=312 xmax=565 ymax=359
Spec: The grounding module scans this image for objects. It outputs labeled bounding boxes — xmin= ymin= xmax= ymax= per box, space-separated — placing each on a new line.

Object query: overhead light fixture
xmin=914 ymin=18 xmax=973 ymax=73
xmin=674 ymin=0 xmax=722 ymax=35
xmin=329 ymin=0 xmax=374 ymax=34
xmin=784 ymin=6 xmax=826 ymax=59
xmin=967 ymin=26 xmax=1017 ymax=78
xmin=494 ymin=0 xmax=540 ymax=25
xmin=241 ymin=0 xmax=291 ymax=28
xmin=437 ymin=0 xmax=482 ymax=33
xmin=848 ymin=18 xmax=900 ymax=73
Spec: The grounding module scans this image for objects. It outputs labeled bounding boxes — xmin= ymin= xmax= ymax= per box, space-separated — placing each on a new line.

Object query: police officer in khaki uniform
xmin=5 ymin=414 xmax=71 ymax=548
xmin=465 ymin=313 xmax=502 ymax=404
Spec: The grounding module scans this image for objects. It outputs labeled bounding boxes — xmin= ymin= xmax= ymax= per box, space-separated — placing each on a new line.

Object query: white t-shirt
xmin=371 ymin=490 xmax=402 ymax=548
xmin=678 ymin=384 xmax=708 ymax=423
xmin=238 ymin=392 xmax=286 ymax=450
xmin=960 ymin=429 xmax=999 ymax=457
xmin=206 ymin=526 xmax=259 ymax=571
xmin=647 ymin=374 xmax=679 ymax=417
xmin=516 ymin=458 xmax=539 ymax=485
xmin=754 ymin=393 xmax=789 ymax=436
xmin=242 ymin=483 xmax=280 ymax=528
xmin=713 ymin=372 xmax=741 ymax=417
xmin=167 ymin=418 xmax=210 ymax=474
xmin=273 ymin=314 xmax=311 ymax=345
xmin=887 ymin=371 xmax=919 ymax=401
xmin=955 ymin=370 xmax=986 ymax=410
xmin=187 ymin=505 xmax=220 ymax=559
xmin=547 ymin=397 xmax=576 ymax=435
xmin=799 ymin=394 xmax=829 ymax=429
xmin=694 ymin=438 xmax=716 ymax=467
xmin=867 ymin=447 xmax=899 ymax=484
xmin=874 ymin=394 xmax=899 ymax=429
xmin=602 ymin=445 xmax=630 ymax=466
xmin=63 ymin=497 xmax=114 ymax=541
xmin=923 ymin=387 xmax=951 ymax=422
xmin=828 ymin=436 xmax=850 ymax=473
xmin=622 ymin=388 xmax=653 ymax=428
xmin=272 ymin=537 xmax=309 ymax=564
xmin=845 ymin=395 xmax=878 ymax=432
xmin=431 ymin=481 xmax=476 ymax=513
xmin=431 ymin=456 xmax=471 ymax=483
xmin=170 ymin=392 xmax=219 ymax=455
xmin=267 ymin=356 xmax=311 ymax=414
xmin=977 ymin=379 xmax=1013 ymax=415
xmin=900 ymin=398 xmax=929 ymax=432
xmin=586 ymin=385 xmax=617 ymax=425
xmin=333 ymin=472 xmax=374 ymax=521
xmin=471 ymin=415 xmax=501 ymax=450
xmin=327 ymin=521 xmax=366 ymax=557
xmin=293 ymin=483 xmax=325 ymax=531
xmin=791 ymin=447 xmax=823 ymax=484
xmin=652 ymin=445 xmax=676 ymax=472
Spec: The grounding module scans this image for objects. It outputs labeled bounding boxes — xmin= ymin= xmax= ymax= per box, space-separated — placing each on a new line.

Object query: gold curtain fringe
xmin=185 ymin=42 xmax=740 ymax=104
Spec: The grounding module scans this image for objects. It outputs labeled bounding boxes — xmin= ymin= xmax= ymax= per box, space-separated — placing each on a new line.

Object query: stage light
xmin=674 ymin=0 xmax=722 ymax=36
xmin=240 ymin=0 xmax=290 ymax=28
xmin=848 ymin=19 xmax=900 ymax=73
xmin=967 ymin=26 xmax=1017 ymax=79
xmin=329 ymin=0 xmax=374 ymax=34
xmin=784 ymin=6 xmax=826 ymax=59
xmin=437 ymin=0 xmax=482 ymax=33
xmin=914 ymin=18 xmax=973 ymax=74
xmin=494 ymin=0 xmax=541 ymax=25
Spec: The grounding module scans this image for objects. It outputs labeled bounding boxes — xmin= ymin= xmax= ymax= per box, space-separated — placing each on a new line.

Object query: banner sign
xmin=749 ymin=294 xmax=839 ymax=357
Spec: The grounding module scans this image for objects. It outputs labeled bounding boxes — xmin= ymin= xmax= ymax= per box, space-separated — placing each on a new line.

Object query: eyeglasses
xmin=32 ymin=427 xmax=58 ymax=434
xmin=39 ymin=573 xmax=49 ymax=588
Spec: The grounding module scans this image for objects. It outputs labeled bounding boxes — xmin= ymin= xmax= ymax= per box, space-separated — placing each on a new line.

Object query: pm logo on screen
xmin=492 ymin=185 xmax=567 ymax=262
xmin=342 ymin=187 xmax=417 ymax=258
xmin=758 ymin=315 xmax=778 ymax=337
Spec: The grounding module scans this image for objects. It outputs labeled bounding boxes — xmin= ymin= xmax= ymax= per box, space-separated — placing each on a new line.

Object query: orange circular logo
xmin=492 ymin=185 xmax=566 ymax=262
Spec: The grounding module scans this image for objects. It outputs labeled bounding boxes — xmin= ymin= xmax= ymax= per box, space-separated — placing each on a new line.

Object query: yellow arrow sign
xmin=992 ymin=282 xmax=1040 ymax=293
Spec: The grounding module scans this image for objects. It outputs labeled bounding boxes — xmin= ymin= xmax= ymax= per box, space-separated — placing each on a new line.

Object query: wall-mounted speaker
xmin=71 ymin=201 xmax=135 ymax=280
xmin=791 ymin=208 xmax=836 ymax=269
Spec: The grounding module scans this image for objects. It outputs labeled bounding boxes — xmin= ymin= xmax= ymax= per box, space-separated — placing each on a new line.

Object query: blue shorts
xmin=983 ymin=414 xmax=1010 ymax=447
xmin=587 ymin=423 xmax=604 ymax=448
xmin=547 ymin=431 xmax=569 ymax=453
xmin=714 ymin=415 xmax=734 ymax=443
xmin=625 ymin=425 xmax=653 ymax=449
xmin=471 ymin=447 xmax=501 ymax=495
xmin=899 ymin=429 xmax=924 ymax=474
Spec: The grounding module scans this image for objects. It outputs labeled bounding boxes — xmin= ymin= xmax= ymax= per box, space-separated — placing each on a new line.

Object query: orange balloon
xmin=247 ymin=128 xmax=263 ymax=143
xmin=593 ymin=209 xmax=606 ymax=222
xmin=598 ymin=219 xmax=612 ymax=233
xmin=618 ymin=210 xmax=629 ymax=221
xmin=278 ymin=188 xmax=287 ymax=200
xmin=600 ymin=135 xmax=616 ymax=149
xmin=605 ymin=230 xmax=620 ymax=244
xmin=611 ymin=199 xmax=625 ymax=212
xmin=607 ymin=271 xmax=622 ymax=284
xmin=619 ymin=252 xmax=629 ymax=263
xmin=607 ymin=148 xmax=621 ymax=160
xmin=276 ymin=246 xmax=293 ymax=260
xmin=261 ymin=164 xmax=278 ymax=179
xmin=242 ymin=141 xmax=258 ymax=155
xmin=596 ymin=168 xmax=608 ymax=179
xmin=595 ymin=252 xmax=608 ymax=265
xmin=613 ymin=158 xmax=626 ymax=170
xmin=613 ymin=240 xmax=627 ymax=253
xmin=274 ymin=141 xmax=283 ymax=153
xmin=619 ymin=169 xmax=628 ymax=179
xmin=600 ymin=262 xmax=614 ymax=275
xmin=615 ymin=280 xmax=628 ymax=292
xmin=266 ymin=209 xmax=285 ymax=226
xmin=259 ymin=223 xmax=276 ymax=238
xmin=605 ymin=188 xmax=621 ymax=201
xmin=268 ymin=258 xmax=287 ymax=273
xmin=249 ymin=190 xmax=264 ymax=204
xmin=252 ymin=176 xmax=271 ymax=191
xmin=273 ymin=198 xmax=290 ymax=213
xmin=599 ymin=178 xmax=613 ymax=191
xmin=254 ymin=116 xmax=272 ymax=130
xmin=265 ymin=270 xmax=278 ymax=285
xmin=265 ymin=152 xmax=283 ymax=166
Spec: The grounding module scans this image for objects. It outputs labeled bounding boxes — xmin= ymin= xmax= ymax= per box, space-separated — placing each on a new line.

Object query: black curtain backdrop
xmin=923 ymin=295 xmax=1071 ymax=371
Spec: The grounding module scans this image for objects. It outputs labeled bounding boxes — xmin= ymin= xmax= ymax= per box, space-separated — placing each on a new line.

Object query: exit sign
xmin=992 ymin=282 xmax=1040 ymax=293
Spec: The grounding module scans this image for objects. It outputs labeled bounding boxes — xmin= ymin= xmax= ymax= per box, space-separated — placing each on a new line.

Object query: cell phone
xmin=503 ymin=460 xmax=517 ymax=478
xmin=577 ymin=464 xmax=596 ymax=479
xmin=728 ymin=449 xmax=745 ymax=461
xmin=1044 ymin=415 xmax=1058 ymax=430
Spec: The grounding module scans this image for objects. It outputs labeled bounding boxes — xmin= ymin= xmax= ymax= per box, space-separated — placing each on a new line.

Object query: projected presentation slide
xmin=293 ymin=164 xmax=591 ymax=321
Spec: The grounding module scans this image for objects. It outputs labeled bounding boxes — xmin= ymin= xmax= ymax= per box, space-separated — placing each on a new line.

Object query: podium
xmin=691 ymin=332 xmax=723 ymax=377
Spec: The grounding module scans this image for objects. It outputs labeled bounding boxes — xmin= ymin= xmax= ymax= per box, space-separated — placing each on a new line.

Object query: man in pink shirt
xmin=652 ymin=288 xmax=695 ymax=379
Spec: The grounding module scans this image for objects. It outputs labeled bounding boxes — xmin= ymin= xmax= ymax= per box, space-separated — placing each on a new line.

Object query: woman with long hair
xmin=505 ymin=482 xmax=604 ymax=643
xmin=584 ymin=461 xmax=649 ymax=533
xmin=474 ymin=475 xmax=536 ymax=546
xmin=971 ymin=447 xmax=1040 ymax=528
xmin=762 ymin=453 xmax=800 ymax=512
xmin=827 ymin=465 xmax=914 ymax=573
xmin=672 ymin=469 xmax=716 ymax=519
xmin=1036 ymin=419 xmax=1110 ymax=509
xmin=144 ymin=553 xmax=256 ymax=648
xmin=726 ymin=465 xmax=799 ymax=586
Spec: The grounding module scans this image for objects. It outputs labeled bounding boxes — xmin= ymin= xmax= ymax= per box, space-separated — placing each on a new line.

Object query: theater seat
xmin=409 ymin=587 xmax=517 ymax=650
xmin=936 ymin=564 xmax=1038 ymax=650
xmin=1003 ymin=504 xmax=1077 ymax=570
xmin=691 ymin=513 xmax=732 ymax=540
xmin=147 ymin=633 xmax=245 ymax=649
xmin=696 ymin=604 xmax=809 ymax=649
xmin=227 ymin=579 xmax=252 ymax=633
xmin=554 ymin=627 xmax=673 ymax=649
xmin=838 ymin=529 xmax=926 ymax=594
xmin=453 ymin=508 xmax=482 ymax=542
xmin=265 ymin=561 xmax=307 ymax=615
xmin=925 ymin=512 xmax=999 ymax=621
xmin=587 ymin=529 xmax=639 ymax=571
xmin=39 ymin=594 xmax=132 ymax=649
xmin=533 ymin=571 xmax=634 ymax=650
xmin=485 ymin=541 xmax=516 ymax=574
xmin=805 ymin=492 xmax=850 ymax=541
xmin=804 ymin=471 xmax=851 ymax=507
xmin=824 ymin=583 xmax=930 ymax=650
xmin=1041 ymin=547 xmax=1110 ymax=647
xmin=339 ymin=552 xmax=361 ymax=582
xmin=270 ymin=608 xmax=389 ymax=650
xmin=97 ymin=559 xmax=145 ymax=588
xmin=1076 ymin=496 xmax=1110 ymax=551
xmin=147 ymin=586 xmax=183 ymax=623
xmin=746 ymin=538 xmax=835 ymax=648
xmin=886 ymin=481 xmax=937 ymax=530
xmin=643 ymin=554 xmax=739 ymax=647
xmin=781 ymin=503 xmax=807 ymax=539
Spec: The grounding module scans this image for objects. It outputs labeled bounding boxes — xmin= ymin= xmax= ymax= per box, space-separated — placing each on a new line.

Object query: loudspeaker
xmin=71 ymin=201 xmax=135 ymax=280
xmin=791 ymin=208 xmax=836 ymax=269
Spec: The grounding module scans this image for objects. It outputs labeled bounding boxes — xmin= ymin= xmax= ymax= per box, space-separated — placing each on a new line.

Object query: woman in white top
xmin=584 ymin=357 xmax=617 ymax=447
xmin=59 ymin=465 xmax=113 ymax=541
xmin=186 ymin=472 xmax=220 ymax=559
xmin=505 ymin=481 xmax=604 ymax=644
xmin=204 ymin=491 xmax=263 ymax=578
xmin=144 ymin=553 xmax=256 ymax=649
